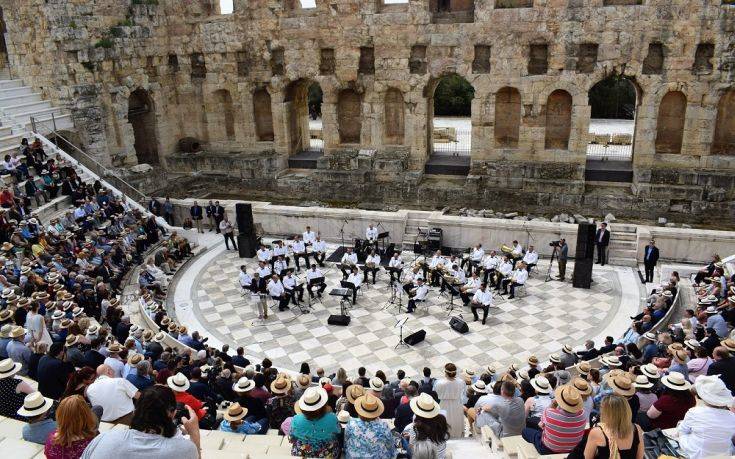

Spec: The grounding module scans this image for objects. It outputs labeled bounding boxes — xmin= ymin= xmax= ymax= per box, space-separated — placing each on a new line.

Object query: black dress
xmin=0 ymin=378 xmax=27 ymax=420
xmin=593 ymin=426 xmax=641 ymax=459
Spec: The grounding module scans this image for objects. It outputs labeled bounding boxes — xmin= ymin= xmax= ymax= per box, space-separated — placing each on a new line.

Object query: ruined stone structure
xmin=2 ymin=0 xmax=735 ymax=221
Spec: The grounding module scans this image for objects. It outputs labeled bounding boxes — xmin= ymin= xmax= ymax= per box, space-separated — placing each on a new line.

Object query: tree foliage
xmin=433 ymin=74 xmax=474 ymax=116
xmin=588 ymin=75 xmax=636 ymax=119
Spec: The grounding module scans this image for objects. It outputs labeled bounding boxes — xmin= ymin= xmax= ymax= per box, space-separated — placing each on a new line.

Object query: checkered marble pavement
xmin=168 ymin=242 xmax=626 ymax=376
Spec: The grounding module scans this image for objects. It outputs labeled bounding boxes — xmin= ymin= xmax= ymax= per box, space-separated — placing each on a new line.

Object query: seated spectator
xmin=706 ymin=345 xmax=735 ymax=394
xmin=633 ymin=375 xmax=657 ymax=414
xmin=640 ymin=371 xmax=695 ymax=430
xmin=572 ymin=378 xmax=594 ymax=423
xmin=167 ymin=372 xmax=209 ymax=426
xmin=86 ymin=364 xmax=139 ymax=424
xmin=403 ymin=393 xmax=450 ymax=459
xmin=80 ymin=385 xmax=200 ymax=459
xmin=583 ymin=394 xmax=644 ymax=459
xmin=44 ymin=395 xmax=97 ymax=459
xmin=289 ymin=387 xmax=341 ymax=458
xmin=342 ymin=383 xmax=365 ymax=418
xmin=7 ymin=325 xmax=31 ymax=374
xmin=521 ymin=385 xmax=586 ymax=454
xmin=126 ymin=360 xmax=154 ymax=391
xmin=218 ymin=402 xmax=268 ymax=435
xmin=524 ymin=376 xmax=552 ymax=428
xmin=678 ymin=375 xmax=735 ymax=458
xmin=232 ymin=377 xmax=268 ymax=431
xmin=62 ymin=367 xmax=97 ymax=400
xmin=475 ymin=380 xmax=525 ymax=438
xmin=344 ymin=394 xmax=395 ymax=459
xmin=393 ymin=382 xmax=418 ymax=434
xmin=687 ymin=345 xmax=713 ymax=381
xmin=266 ymin=376 xmax=295 ymax=433
xmin=0 ymin=357 xmax=34 ymax=419
xmin=18 ymin=391 xmax=56 ymax=444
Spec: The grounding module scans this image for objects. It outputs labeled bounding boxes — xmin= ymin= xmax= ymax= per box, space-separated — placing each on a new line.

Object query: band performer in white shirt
xmin=303 ymin=226 xmax=317 ymax=245
xmin=363 ymin=250 xmax=381 ymax=284
xmin=407 ymin=278 xmax=429 ymax=313
xmin=311 ymin=236 xmax=327 ymax=267
xmin=306 ymin=264 xmax=327 ymax=298
xmin=345 ymin=267 xmax=362 ymax=305
xmin=471 ymin=283 xmax=493 ymax=325
xmin=340 ymin=248 xmax=358 ymax=279
xmin=266 ymin=274 xmax=290 ymax=311
xmin=291 ymin=235 xmax=309 ymax=271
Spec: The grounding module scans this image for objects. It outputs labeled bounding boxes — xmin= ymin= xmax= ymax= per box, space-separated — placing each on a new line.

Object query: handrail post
xmin=30 ymin=116 xmax=36 ymax=134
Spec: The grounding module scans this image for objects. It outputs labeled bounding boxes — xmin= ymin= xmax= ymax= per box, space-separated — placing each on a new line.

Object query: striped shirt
xmin=540 ymin=406 xmax=586 ymax=453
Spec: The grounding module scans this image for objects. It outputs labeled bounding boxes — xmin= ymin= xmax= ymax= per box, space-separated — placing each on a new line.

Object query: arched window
xmin=655 ymin=91 xmax=686 ymax=155
xmin=544 ymin=89 xmax=572 ymax=150
xmin=494 ymin=87 xmax=521 ymax=148
xmin=253 ymin=89 xmax=274 ymax=141
xmin=712 ymin=89 xmax=735 ymax=156
xmin=384 ymin=88 xmax=405 ymax=145
xmin=338 ymin=89 xmax=362 ymax=144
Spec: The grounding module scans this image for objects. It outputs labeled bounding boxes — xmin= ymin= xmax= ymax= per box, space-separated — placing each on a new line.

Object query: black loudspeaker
xmin=327 ymin=314 xmax=351 ymax=326
xmin=235 ymin=203 xmax=254 ymax=235
xmin=573 ymin=258 xmax=594 ymax=289
xmin=575 ymin=222 xmax=596 ymax=260
xmin=449 ymin=316 xmax=469 ymax=334
xmin=237 ymin=233 xmax=257 ymax=258
xmin=404 ymin=329 xmax=426 ymax=346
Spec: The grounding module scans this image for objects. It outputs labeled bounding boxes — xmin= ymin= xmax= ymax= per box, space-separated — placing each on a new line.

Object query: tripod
xmin=545 ymin=244 xmax=559 ymax=283
xmin=394 ymin=317 xmax=409 ymax=349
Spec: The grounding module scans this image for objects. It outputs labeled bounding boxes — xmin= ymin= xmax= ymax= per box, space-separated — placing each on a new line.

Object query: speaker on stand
xmin=235 ymin=203 xmax=258 ymax=258
xmin=572 ymin=222 xmax=595 ymax=289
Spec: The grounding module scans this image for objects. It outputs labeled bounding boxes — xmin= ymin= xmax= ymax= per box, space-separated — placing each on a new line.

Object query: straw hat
xmin=9 ymin=326 xmax=25 ymax=339
xmin=527 ymin=355 xmax=539 ymax=366
xmin=71 ymin=307 xmax=84 ymax=318
xmin=668 ymin=342 xmax=684 ymax=352
xmin=45 ymin=301 xmax=57 ymax=312
xmin=600 ymin=355 xmax=622 ymax=367
xmin=223 ymin=402 xmax=248 ymax=422
xmin=167 ymin=323 xmax=177 ymax=333
xmin=0 ymin=358 xmax=22 ymax=379
xmin=410 ymin=392 xmax=441 ymax=419
xmin=562 ymin=344 xmax=574 ymax=354
xmin=705 ymin=306 xmax=719 ymax=315
xmin=694 ymin=375 xmax=734 ymax=408
xmin=673 ymin=349 xmax=689 ymax=364
xmin=634 ymin=375 xmax=653 ymax=389
xmin=517 ymin=368 xmax=530 ymax=381
xmin=17 ymin=392 xmax=54 ymax=417
xmin=608 ymin=374 xmax=636 ymax=397
xmin=142 ymin=330 xmax=153 ymax=341
xmin=107 ymin=343 xmax=123 ymax=354
xmin=643 ymin=332 xmax=656 ymax=342
xmin=270 ymin=377 xmax=291 ymax=395
xmin=0 ymin=309 xmax=13 ymax=322
xmin=337 ymin=410 xmax=351 ymax=424
xmin=298 ymin=387 xmax=329 ymax=412
xmin=572 ymin=378 xmax=592 ymax=396
xmin=1 ymin=242 xmax=13 ymax=251
xmin=167 ymin=373 xmax=190 ymax=392
xmin=549 ymin=353 xmax=561 ymax=364
xmin=345 ymin=384 xmax=365 ymax=404
xmin=554 ymin=385 xmax=583 ymax=413
xmin=153 ymin=332 xmax=166 ymax=343
xmin=354 ymin=394 xmax=385 ymax=419
xmin=485 ymin=364 xmax=497 ymax=375
xmin=576 ymin=361 xmax=591 ymax=376
xmin=507 ymin=363 xmax=519 ymax=373
xmin=530 ymin=376 xmax=551 ymax=394
xmin=471 ymin=380 xmax=488 ymax=394
xmin=0 ymin=324 xmax=11 ymax=339
xmin=86 ymin=324 xmax=99 ymax=336
xmin=684 ymin=339 xmax=701 ymax=351
xmin=369 ymin=377 xmax=384 ymax=392
xmin=661 ymin=371 xmax=692 ymax=391
xmin=232 ymin=377 xmax=255 ymax=393
xmin=128 ymin=354 xmax=144 ymax=366
xmin=295 ymin=374 xmax=311 ymax=389
xmin=160 ymin=317 xmax=171 ymax=327
xmin=640 ymin=363 xmax=660 ymax=379
xmin=721 ymin=339 xmax=735 ymax=353
xmin=64 ymin=335 xmax=80 ymax=347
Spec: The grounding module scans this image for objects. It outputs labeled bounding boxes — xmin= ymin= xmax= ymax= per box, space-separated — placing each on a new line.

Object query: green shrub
xmin=94 ymin=38 xmax=113 ymax=48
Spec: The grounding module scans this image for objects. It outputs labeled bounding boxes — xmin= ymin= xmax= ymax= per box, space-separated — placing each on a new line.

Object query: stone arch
xmin=544 ymin=89 xmax=572 ymax=150
xmin=127 ymin=88 xmax=159 ymax=165
xmin=712 ymin=89 xmax=735 ymax=156
xmin=426 ymin=73 xmax=474 ymax=155
xmin=253 ymin=88 xmax=274 ymax=141
xmin=337 ymin=88 xmax=362 ymax=144
xmin=211 ymin=89 xmax=235 ymax=141
xmin=654 ymin=91 xmax=687 ymax=155
xmin=494 ymin=87 xmax=521 ymax=148
xmin=284 ymin=79 xmax=321 ymax=154
xmin=384 ymin=88 xmax=405 ymax=145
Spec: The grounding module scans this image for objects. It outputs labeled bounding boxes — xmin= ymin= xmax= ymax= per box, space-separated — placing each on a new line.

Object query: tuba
xmin=500 ymin=244 xmax=513 ymax=254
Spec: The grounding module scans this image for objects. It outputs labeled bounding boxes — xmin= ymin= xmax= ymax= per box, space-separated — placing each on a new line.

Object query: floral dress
xmin=344 ymin=418 xmax=396 ymax=459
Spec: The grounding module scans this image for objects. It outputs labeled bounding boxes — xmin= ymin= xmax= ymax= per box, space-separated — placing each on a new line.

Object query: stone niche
xmin=655 ymin=91 xmax=686 ymax=155
xmin=409 ymin=45 xmax=428 ymax=75
xmin=692 ymin=43 xmax=714 ymax=75
xmin=602 ymin=0 xmax=642 ymax=5
xmin=270 ymin=48 xmax=285 ymax=76
xmin=384 ymin=88 xmax=405 ymax=145
xmin=430 ymin=0 xmax=475 ymax=23
xmin=358 ymin=47 xmax=375 ymax=75
xmin=544 ymin=90 xmax=572 ymax=150
xmin=190 ymin=53 xmax=206 ymax=79
xmin=528 ymin=44 xmax=548 ymax=75
xmin=320 ymin=48 xmax=335 ymax=75
xmin=472 ymin=45 xmax=491 ymax=74
xmin=168 ymin=54 xmax=179 ymax=73
xmin=338 ymin=89 xmax=362 ymax=144
xmin=494 ymin=87 xmax=521 ymax=148
xmin=253 ymin=88 xmax=274 ymax=142
xmin=642 ymin=43 xmax=664 ymax=75
xmin=576 ymin=43 xmax=598 ymax=74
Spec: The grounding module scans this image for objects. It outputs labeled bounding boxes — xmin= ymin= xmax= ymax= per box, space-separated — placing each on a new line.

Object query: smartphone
xmin=174 ymin=402 xmax=188 ymax=425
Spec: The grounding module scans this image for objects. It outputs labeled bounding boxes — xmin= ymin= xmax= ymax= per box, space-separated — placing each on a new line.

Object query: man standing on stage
xmin=643 ymin=239 xmax=660 ymax=283
xmin=595 ymin=222 xmax=610 ymax=266
xmin=190 ymin=201 xmax=204 ymax=234
xmin=556 ymin=238 xmax=568 ymax=281
xmin=219 ymin=214 xmax=238 ymax=251
xmin=213 ymin=201 xmax=225 ymax=234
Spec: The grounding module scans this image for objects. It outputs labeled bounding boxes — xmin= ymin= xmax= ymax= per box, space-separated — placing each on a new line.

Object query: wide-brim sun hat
xmin=471 ymin=380 xmax=487 ymax=394
xmin=562 ymin=344 xmax=574 ymax=354
xmin=634 ymin=375 xmax=653 ymax=389
xmin=601 ymin=355 xmax=622 ymax=367
xmin=354 ymin=393 xmax=385 ymax=419
xmin=410 ymin=392 xmax=441 ymax=419
xmin=232 ymin=377 xmax=256 ymax=393
xmin=0 ymin=358 xmax=22 ymax=379
xmin=530 ymin=376 xmax=551 ymax=394
xmin=549 ymin=353 xmax=561 ymax=364
xmin=641 ymin=363 xmax=660 ymax=379
xmin=368 ymin=377 xmax=384 ymax=392
xmin=572 ymin=378 xmax=592 ymax=396
xmin=345 ymin=384 xmax=365 ymax=404
xmin=694 ymin=375 xmax=734 ymax=408
xmin=298 ymin=386 xmax=329 ymax=412
xmin=608 ymin=374 xmax=636 ymax=397
xmin=554 ymin=385 xmax=583 ymax=413
xmin=17 ymin=392 xmax=53 ymax=417
xmin=223 ymin=402 xmax=248 ymax=422
xmin=271 ymin=377 xmax=291 ymax=395
xmin=167 ymin=372 xmax=190 ymax=392
xmin=721 ymin=339 xmax=735 ymax=353
xmin=661 ymin=371 xmax=692 ymax=391
xmin=576 ymin=361 xmax=591 ymax=376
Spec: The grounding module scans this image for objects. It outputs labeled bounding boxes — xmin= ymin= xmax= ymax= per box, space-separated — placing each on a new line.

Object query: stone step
xmin=22 ymin=113 xmax=73 ymax=131
xmin=1 ymin=100 xmax=53 ymax=116
xmin=610 ymin=223 xmax=637 ymax=233
xmin=0 ymin=92 xmax=42 ymax=107
xmin=0 ymin=86 xmax=33 ymax=97
xmin=0 ymin=132 xmax=24 ymax=149
xmin=609 ymin=257 xmax=638 ymax=267
xmin=611 ymin=232 xmax=637 ymax=241
xmin=609 ymin=240 xmax=637 ymax=250
xmin=12 ymin=106 xmax=65 ymax=124
xmin=0 ymin=79 xmax=24 ymax=89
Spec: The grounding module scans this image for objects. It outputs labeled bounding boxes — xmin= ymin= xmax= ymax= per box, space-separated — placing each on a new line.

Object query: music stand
xmin=394 ymin=317 xmax=409 ymax=349
xmin=307 ymin=276 xmax=325 ymax=306
xmin=341 ymin=280 xmax=357 ymax=305
xmin=383 ymin=280 xmax=404 ymax=313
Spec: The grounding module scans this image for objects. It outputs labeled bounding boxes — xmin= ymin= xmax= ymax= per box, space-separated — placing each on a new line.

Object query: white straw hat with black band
xmin=167 ymin=372 xmax=190 ymax=392
xmin=17 ymin=392 xmax=53 ymax=417
xmin=409 ymin=392 xmax=441 ymax=419
xmin=298 ymin=386 xmax=329 ymax=412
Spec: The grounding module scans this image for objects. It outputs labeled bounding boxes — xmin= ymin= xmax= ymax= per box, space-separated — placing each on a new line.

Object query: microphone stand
xmin=339 ymin=220 xmax=347 ymax=250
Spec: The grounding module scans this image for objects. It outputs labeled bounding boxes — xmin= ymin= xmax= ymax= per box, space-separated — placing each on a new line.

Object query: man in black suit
xmin=190 ymin=201 xmax=204 ymax=233
xmin=595 ymin=222 xmax=610 ymax=266
xmin=707 ymin=346 xmax=735 ymax=394
xmin=205 ymin=200 xmax=216 ymax=232
xmin=148 ymin=197 xmax=161 ymax=216
xmin=598 ymin=336 xmax=616 ymax=354
xmin=213 ymin=201 xmax=225 ymax=234
xmin=576 ymin=339 xmax=600 ymax=361
xmin=642 ymin=239 xmax=660 ymax=283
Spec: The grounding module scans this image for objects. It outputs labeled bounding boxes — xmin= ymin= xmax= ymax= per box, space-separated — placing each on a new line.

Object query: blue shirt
xmin=707 ymin=314 xmax=728 ymax=338
xmin=126 ymin=373 xmax=154 ymax=391
xmin=22 ymin=418 xmax=57 ymax=444
xmin=344 ymin=418 xmax=396 ymax=459
xmin=642 ymin=343 xmax=658 ymax=363
xmin=290 ymin=412 xmax=340 ymax=444
xmin=219 ymin=419 xmax=263 ymax=435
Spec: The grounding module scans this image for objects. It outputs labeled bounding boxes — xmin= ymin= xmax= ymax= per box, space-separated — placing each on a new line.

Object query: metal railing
xmin=432 ymin=128 xmax=471 ymax=156
xmin=30 ymin=115 xmax=148 ymax=205
xmin=586 ymin=143 xmax=632 ymax=161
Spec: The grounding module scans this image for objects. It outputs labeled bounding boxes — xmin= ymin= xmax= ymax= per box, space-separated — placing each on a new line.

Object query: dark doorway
xmin=128 ymin=89 xmax=159 ymax=165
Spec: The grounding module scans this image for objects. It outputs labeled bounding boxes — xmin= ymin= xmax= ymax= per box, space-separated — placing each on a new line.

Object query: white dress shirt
xmin=341 ymin=252 xmax=358 ymax=265
xmin=464 ymin=277 xmax=481 ymax=293
xmin=283 ymin=275 xmax=298 ymax=290
xmin=238 ymin=271 xmax=252 ymax=288
xmin=257 ymin=265 xmax=272 ymax=278
xmin=484 ymin=255 xmax=500 ymax=270
xmin=414 ymin=284 xmax=429 ymax=301
xmin=523 ymin=251 xmax=539 ymax=265
xmin=366 ymin=254 xmax=381 ymax=266
xmin=678 ymin=405 xmax=735 ymax=459
xmin=389 ymin=256 xmax=403 ymax=269
xmin=273 ymin=245 xmax=287 ymax=258
xmin=306 ymin=269 xmax=324 ymax=281
xmin=292 ymin=240 xmax=306 ymax=255
xmin=472 ymin=288 xmax=493 ymax=306
xmin=86 ymin=375 xmax=138 ymax=422
xmin=471 ymin=248 xmax=485 ymax=262
xmin=512 ymin=268 xmax=528 ymax=285
xmin=313 ymin=240 xmax=326 ymax=253
xmin=452 ymin=268 xmax=466 ymax=283
xmin=429 ymin=256 xmax=445 ymax=269
xmin=499 ymin=261 xmax=513 ymax=276
xmin=347 ymin=273 xmax=362 ymax=288
xmin=273 ymin=259 xmax=288 ymax=274
xmin=511 ymin=244 xmax=523 ymax=257
xmin=303 ymin=231 xmax=316 ymax=244
xmin=257 ymin=248 xmax=272 ymax=262
xmin=267 ymin=280 xmax=285 ymax=297
xmin=366 ymin=227 xmax=378 ymax=241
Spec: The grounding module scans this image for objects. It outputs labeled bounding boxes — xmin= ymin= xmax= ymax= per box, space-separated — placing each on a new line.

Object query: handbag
xmin=643 ymin=428 xmax=680 ymax=459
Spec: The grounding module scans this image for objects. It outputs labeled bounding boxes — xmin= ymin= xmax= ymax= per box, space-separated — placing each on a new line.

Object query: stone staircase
xmin=401 ymin=210 xmax=431 ymax=251
xmin=608 ymin=223 xmax=638 ymax=267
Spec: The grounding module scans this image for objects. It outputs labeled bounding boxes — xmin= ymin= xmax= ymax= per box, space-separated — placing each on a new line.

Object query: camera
xmin=174 ymin=402 xmax=189 ymax=425
xmin=549 ymin=240 xmax=561 ymax=247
